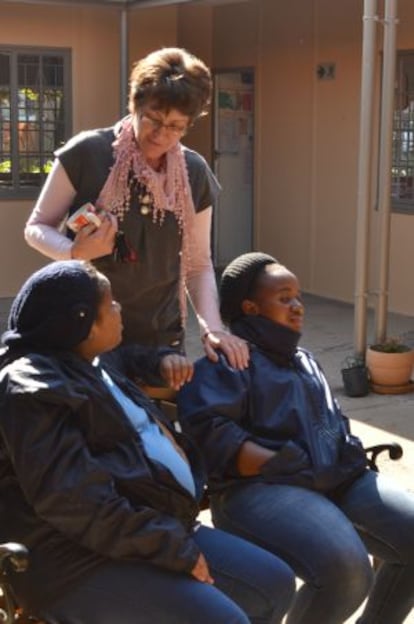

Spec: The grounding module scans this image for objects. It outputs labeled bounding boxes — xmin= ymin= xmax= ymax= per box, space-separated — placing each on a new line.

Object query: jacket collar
xmin=231 ymin=315 xmax=301 ymax=366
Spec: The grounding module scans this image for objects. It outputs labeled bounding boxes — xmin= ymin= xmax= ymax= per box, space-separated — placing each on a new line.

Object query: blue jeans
xmin=211 ymin=470 xmax=414 ymax=624
xmin=39 ymin=525 xmax=295 ymax=624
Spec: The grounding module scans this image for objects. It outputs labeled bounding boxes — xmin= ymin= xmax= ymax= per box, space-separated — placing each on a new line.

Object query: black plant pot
xmin=341 ymin=365 xmax=370 ymax=397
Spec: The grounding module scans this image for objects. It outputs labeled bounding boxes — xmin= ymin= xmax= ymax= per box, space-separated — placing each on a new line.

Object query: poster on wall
xmin=218 ymin=89 xmax=242 ymax=154
xmin=218 ymin=112 xmax=239 ymax=154
xmin=213 ymin=69 xmax=254 ymax=266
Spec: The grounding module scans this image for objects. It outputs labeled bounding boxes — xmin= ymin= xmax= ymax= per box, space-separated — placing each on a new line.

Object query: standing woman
xmin=25 ymin=47 xmax=248 ymax=369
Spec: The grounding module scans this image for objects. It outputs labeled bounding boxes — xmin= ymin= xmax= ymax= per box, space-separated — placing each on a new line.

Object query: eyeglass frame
xmin=139 ymin=112 xmax=190 ymax=137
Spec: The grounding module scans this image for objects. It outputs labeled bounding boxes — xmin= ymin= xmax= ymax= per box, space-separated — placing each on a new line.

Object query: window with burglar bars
xmin=0 ymin=47 xmax=71 ymax=198
xmin=392 ymin=51 xmax=414 ymax=213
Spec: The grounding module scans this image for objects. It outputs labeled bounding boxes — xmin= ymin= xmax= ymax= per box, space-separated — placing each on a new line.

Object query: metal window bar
xmin=0 ymin=47 xmax=70 ymax=196
xmin=0 ymin=52 xmax=12 ymax=190
xmin=392 ymin=51 xmax=414 ymax=210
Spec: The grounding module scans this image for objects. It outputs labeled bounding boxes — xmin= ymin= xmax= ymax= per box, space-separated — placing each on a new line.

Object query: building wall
xmin=0 ymin=2 xmax=211 ymax=296
xmin=128 ymin=5 xmax=214 ymax=163
xmin=177 ymin=4 xmax=214 ymax=160
xmin=128 ymin=7 xmax=178 ymax=69
xmin=1 ymin=0 xmax=414 ymax=320
xmin=385 ymin=0 xmax=414 ymax=316
xmin=0 ymin=2 xmax=122 ymax=294
xmin=211 ymin=0 xmax=414 ymax=318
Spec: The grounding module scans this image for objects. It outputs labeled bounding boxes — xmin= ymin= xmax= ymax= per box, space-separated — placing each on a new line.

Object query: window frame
xmin=391 ymin=49 xmax=414 ymax=215
xmin=0 ymin=45 xmax=72 ymax=200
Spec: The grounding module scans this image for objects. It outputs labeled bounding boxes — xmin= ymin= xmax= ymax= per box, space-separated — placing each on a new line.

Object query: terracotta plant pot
xmin=366 ymin=346 xmax=414 ymax=387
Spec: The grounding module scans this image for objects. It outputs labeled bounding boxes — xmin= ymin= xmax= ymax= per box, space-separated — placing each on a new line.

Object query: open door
xmin=213 ymin=68 xmax=254 ymax=268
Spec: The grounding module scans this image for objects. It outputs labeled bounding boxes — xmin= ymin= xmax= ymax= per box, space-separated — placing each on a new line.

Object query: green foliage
xmin=0 ymin=160 xmax=11 ymax=173
xmin=370 ymin=337 xmax=411 ymax=353
xmin=20 ymin=87 xmax=38 ymax=102
xmin=0 ymin=158 xmax=53 ymax=178
xmin=44 ymin=160 xmax=53 ymax=173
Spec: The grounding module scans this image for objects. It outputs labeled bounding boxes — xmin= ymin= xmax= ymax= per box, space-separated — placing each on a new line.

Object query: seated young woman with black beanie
xmin=0 ymin=260 xmax=295 ymax=624
xmin=178 ymin=251 xmax=414 ymax=624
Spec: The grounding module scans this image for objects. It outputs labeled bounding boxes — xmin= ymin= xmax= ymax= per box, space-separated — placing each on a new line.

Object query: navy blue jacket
xmin=0 ymin=346 xmax=204 ymax=612
xmin=178 ymin=346 xmax=367 ymax=494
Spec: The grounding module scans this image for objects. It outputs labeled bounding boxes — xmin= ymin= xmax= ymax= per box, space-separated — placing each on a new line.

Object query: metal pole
xmin=375 ymin=0 xmax=398 ymax=343
xmin=120 ymin=5 xmax=129 ymax=118
xmin=353 ymin=0 xmax=379 ymax=357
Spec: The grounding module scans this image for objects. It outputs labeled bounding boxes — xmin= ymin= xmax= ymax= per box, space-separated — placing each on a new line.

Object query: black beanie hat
xmin=219 ymin=252 xmax=278 ymax=324
xmin=2 ymin=260 xmax=101 ymax=351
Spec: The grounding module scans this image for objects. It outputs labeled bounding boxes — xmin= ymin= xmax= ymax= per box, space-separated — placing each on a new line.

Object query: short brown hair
xmin=128 ymin=47 xmax=212 ymax=122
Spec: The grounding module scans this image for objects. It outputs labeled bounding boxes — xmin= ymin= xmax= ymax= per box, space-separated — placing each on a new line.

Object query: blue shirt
xmin=100 ymin=369 xmax=195 ymax=496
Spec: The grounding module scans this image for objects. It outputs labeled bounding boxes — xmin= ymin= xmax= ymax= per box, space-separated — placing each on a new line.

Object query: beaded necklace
xmin=98 ymin=115 xmax=195 ymax=327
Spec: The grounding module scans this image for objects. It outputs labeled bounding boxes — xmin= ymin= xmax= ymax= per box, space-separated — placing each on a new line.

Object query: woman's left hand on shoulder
xmin=202 ymin=331 xmax=249 ymax=370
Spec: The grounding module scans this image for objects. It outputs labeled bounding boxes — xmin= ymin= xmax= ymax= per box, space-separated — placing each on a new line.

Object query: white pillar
xmin=375 ymin=0 xmax=398 ymax=343
xmin=353 ymin=0 xmax=379 ymax=357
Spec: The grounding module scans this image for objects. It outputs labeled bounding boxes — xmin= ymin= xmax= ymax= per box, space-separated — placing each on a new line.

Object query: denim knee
xmin=246 ymin=552 xmax=296 ymax=622
xmin=211 ymin=485 xmax=373 ymax=607
xmin=195 ymin=524 xmax=295 ymax=623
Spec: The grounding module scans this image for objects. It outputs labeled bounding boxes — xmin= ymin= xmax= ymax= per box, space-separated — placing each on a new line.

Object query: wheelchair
xmin=0 ymin=542 xmax=42 ymax=623
xmin=0 ymin=441 xmax=404 ymax=623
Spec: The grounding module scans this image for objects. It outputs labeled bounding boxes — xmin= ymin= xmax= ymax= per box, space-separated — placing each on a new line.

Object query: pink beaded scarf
xmin=98 ymin=115 xmax=195 ymax=326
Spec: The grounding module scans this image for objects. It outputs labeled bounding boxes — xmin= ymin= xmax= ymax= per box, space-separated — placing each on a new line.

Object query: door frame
xmin=211 ymin=66 xmax=255 ymax=268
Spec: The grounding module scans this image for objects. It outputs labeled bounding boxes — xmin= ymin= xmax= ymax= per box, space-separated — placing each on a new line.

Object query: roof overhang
xmin=1 ymin=0 xmax=244 ymax=8
xmin=2 ymin=0 xmax=198 ymax=8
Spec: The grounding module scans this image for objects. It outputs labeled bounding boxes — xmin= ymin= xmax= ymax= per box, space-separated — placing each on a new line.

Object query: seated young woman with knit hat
xmin=0 ymin=259 xmax=295 ymax=624
xmin=178 ymin=251 xmax=414 ymax=624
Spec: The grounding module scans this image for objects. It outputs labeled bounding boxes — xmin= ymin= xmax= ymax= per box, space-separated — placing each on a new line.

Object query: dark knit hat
xmin=2 ymin=260 xmax=101 ymax=351
xmin=219 ymin=252 xmax=278 ymax=324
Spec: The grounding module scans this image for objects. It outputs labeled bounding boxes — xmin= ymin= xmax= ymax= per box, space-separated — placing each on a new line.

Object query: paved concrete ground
xmin=1 ymin=292 xmax=413 ymax=622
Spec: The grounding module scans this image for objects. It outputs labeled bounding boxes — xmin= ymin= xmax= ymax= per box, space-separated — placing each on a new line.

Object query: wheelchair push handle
xmin=0 ymin=543 xmax=29 ymax=574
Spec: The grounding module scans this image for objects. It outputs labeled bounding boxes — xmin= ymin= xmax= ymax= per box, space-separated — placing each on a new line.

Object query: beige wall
xmin=2 ymin=0 xmax=414 ymax=321
xmin=211 ymin=0 xmax=414 ymax=319
xmin=128 ymin=4 xmax=215 ymax=160
xmin=1 ymin=4 xmax=121 ymax=130
xmin=128 ymin=7 xmax=178 ymax=70
xmin=1 ymin=2 xmax=122 ymax=294
xmin=382 ymin=0 xmax=414 ymax=316
xmin=177 ymin=5 xmax=214 ymax=160
xmin=213 ymin=0 xmax=364 ymax=300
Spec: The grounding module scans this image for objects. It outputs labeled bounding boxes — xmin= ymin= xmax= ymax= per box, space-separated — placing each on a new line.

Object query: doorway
xmin=212 ymin=68 xmax=254 ymax=268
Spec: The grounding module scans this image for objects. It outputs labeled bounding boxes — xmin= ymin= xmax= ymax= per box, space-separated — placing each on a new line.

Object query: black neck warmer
xmin=231 ymin=315 xmax=301 ymax=367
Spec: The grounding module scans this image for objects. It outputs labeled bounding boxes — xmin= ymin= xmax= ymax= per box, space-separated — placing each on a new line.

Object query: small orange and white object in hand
xmin=66 ymin=203 xmax=105 ymax=233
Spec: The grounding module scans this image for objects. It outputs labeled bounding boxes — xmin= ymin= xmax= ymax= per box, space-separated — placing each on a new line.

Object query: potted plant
xmin=366 ymin=337 xmax=414 ymax=393
xmin=341 ymin=355 xmax=370 ymax=397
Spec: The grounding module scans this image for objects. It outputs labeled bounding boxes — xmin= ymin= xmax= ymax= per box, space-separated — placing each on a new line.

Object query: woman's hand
xmin=71 ymin=213 xmax=118 ymax=261
xmin=160 ymin=353 xmax=194 ymax=390
xmin=202 ymin=330 xmax=249 ymax=370
xmin=260 ymin=441 xmax=311 ymax=480
xmin=191 ymin=553 xmax=214 ymax=584
xmin=236 ymin=440 xmax=276 ymax=476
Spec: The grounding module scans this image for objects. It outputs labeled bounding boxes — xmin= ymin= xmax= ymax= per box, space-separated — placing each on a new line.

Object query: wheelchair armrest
xmin=364 ymin=442 xmax=403 ymax=472
xmin=0 ymin=544 xmax=29 ymax=624
xmin=0 ymin=543 xmax=29 ymax=574
xmin=139 ymin=385 xmax=177 ymax=402
xmin=140 ymin=385 xmax=178 ymax=425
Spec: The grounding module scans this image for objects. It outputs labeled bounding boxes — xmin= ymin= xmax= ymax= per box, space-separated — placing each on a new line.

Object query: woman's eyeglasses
xmin=140 ymin=113 xmax=189 ymax=137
